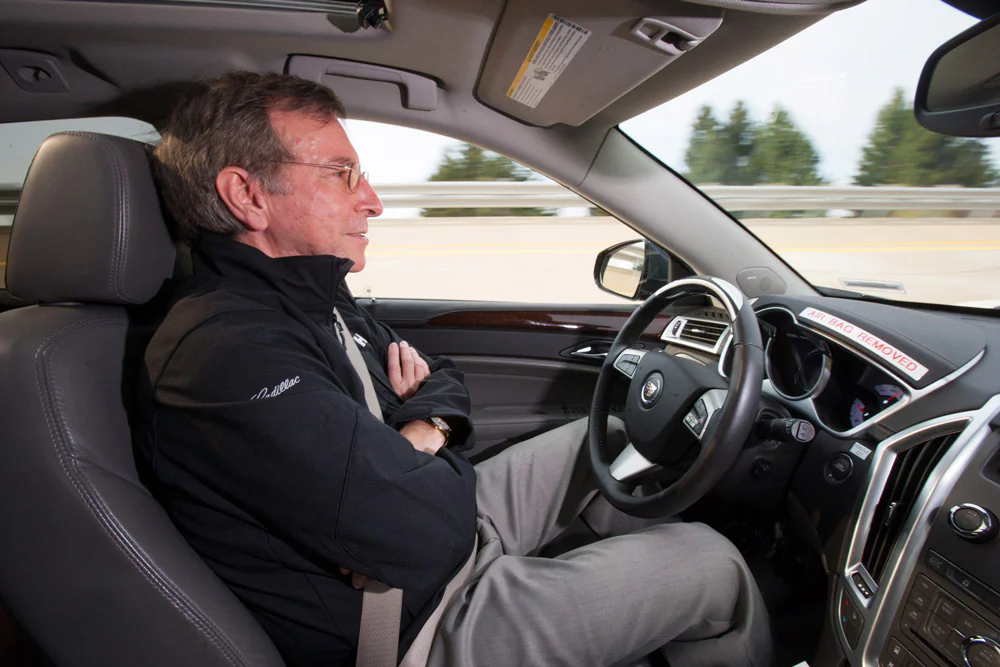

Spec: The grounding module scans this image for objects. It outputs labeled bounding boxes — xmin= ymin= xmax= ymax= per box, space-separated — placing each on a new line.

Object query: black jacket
xmin=135 ymin=235 xmax=478 ymax=666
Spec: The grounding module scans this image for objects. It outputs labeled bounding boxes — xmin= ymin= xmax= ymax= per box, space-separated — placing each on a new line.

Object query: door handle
xmin=568 ymin=343 xmax=610 ymax=360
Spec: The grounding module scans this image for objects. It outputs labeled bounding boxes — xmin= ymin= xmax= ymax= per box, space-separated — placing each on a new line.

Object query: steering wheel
xmin=588 ymin=276 xmax=764 ymax=518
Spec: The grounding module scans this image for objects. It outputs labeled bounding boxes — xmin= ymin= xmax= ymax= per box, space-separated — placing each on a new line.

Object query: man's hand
xmin=399 ymin=419 xmax=447 ymax=455
xmin=338 ymin=567 xmax=368 ymax=590
xmin=387 ymin=340 xmax=430 ymax=400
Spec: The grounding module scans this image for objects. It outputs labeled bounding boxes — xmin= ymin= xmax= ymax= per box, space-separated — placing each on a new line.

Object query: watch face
xmin=429 ymin=416 xmax=452 ymax=433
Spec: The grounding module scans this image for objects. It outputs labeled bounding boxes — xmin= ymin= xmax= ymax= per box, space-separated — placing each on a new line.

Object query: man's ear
xmin=215 ymin=166 xmax=270 ymax=232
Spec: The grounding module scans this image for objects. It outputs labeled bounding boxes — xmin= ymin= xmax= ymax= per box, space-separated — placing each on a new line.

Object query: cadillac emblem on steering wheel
xmin=640 ymin=372 xmax=664 ymax=407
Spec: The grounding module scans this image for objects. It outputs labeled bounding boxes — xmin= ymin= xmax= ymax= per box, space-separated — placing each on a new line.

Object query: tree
xmin=751 ymin=105 xmax=823 ymax=186
xmin=684 ymin=102 xmax=758 ymax=185
xmin=855 ymin=88 xmax=998 ymax=187
xmin=855 ymin=89 xmax=909 ymax=187
xmin=421 ymin=143 xmax=549 ymax=217
xmin=684 ymin=105 xmax=728 ymax=184
xmin=720 ymin=101 xmax=759 ymax=185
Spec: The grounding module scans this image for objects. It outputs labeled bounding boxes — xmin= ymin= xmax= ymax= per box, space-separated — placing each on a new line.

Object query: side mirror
xmin=594 ymin=239 xmax=675 ymax=300
xmin=915 ymin=12 xmax=1000 ymax=137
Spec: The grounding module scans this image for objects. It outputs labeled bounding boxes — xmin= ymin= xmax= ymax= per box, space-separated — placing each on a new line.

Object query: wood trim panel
xmin=426 ymin=309 xmax=673 ymax=339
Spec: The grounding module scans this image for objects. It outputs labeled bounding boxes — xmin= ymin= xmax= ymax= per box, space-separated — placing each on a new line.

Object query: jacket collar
xmin=192 ymin=234 xmax=354 ymax=314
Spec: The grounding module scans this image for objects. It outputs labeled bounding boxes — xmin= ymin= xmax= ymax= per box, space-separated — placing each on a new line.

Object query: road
xmin=344 ymin=217 xmax=1000 ymax=307
xmin=2 ymin=218 xmax=998 ymax=308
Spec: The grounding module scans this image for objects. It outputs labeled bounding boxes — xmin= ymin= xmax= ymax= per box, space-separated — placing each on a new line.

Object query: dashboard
xmin=662 ymin=292 xmax=1000 ymax=667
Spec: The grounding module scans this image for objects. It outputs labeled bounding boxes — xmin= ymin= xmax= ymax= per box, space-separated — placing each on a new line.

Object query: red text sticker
xmin=799 ymin=308 xmax=929 ymax=382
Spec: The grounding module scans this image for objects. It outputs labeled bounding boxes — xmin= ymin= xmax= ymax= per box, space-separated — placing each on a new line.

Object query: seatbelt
xmin=334 ymin=309 xmax=477 ymax=667
xmin=333 ymin=309 xmax=399 ymax=667
xmin=334 ymin=308 xmax=383 ymax=422
xmin=399 ymin=540 xmax=477 ymax=667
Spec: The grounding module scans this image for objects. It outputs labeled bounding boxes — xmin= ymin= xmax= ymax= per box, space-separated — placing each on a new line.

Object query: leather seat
xmin=0 ymin=132 xmax=285 ymax=667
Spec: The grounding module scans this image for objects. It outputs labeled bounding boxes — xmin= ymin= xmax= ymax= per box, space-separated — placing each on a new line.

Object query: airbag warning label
xmin=506 ymin=14 xmax=590 ymax=109
xmin=799 ymin=307 xmax=929 ymax=382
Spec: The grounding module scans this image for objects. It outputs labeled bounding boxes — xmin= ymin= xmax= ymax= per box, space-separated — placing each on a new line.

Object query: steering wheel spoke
xmin=682 ymin=388 xmax=728 ymax=441
xmin=612 ymin=348 xmax=647 ymax=378
xmin=609 ymin=443 xmax=662 ymax=483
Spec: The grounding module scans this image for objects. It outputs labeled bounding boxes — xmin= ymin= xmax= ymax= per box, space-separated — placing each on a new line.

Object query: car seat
xmin=0 ymin=132 xmax=286 ymax=667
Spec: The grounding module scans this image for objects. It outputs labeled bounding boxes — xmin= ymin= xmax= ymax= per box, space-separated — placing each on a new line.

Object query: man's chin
xmin=347 ymin=256 xmax=366 ymax=273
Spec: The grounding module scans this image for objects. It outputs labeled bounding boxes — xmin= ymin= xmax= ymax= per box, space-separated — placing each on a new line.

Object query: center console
xmin=835 ymin=396 xmax=1000 ymax=667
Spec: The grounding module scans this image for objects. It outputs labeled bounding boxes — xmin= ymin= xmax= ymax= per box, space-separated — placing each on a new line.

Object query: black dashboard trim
xmin=754 ymin=296 xmax=986 ymax=390
xmin=755 ymin=304 xmax=984 ymax=438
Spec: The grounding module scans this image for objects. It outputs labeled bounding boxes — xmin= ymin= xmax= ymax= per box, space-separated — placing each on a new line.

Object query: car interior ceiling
xmin=3 ymin=1 xmax=1000 ymax=667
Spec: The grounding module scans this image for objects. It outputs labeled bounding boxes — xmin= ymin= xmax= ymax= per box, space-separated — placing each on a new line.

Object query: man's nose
xmin=356 ymin=176 xmax=383 ymax=218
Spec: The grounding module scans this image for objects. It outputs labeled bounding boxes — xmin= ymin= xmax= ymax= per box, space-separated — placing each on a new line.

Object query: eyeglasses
xmin=271 ymin=161 xmax=369 ymax=193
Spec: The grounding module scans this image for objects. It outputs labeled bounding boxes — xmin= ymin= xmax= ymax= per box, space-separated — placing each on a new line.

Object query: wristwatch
xmin=425 ymin=416 xmax=452 ymax=445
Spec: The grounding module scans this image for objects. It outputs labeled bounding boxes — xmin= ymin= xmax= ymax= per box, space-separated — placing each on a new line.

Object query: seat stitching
xmin=33 ymin=314 xmax=251 ymax=666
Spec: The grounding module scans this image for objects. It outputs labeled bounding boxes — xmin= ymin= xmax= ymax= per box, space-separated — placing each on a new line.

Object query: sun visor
xmin=477 ymin=0 xmax=723 ymax=127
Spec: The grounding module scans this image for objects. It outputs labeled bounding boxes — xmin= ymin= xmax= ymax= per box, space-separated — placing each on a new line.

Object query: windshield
xmin=620 ymin=0 xmax=1000 ymax=310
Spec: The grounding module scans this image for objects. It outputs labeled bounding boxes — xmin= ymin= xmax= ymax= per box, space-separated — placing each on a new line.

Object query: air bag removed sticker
xmin=799 ymin=307 xmax=929 ymax=382
xmin=506 ymin=14 xmax=590 ymax=109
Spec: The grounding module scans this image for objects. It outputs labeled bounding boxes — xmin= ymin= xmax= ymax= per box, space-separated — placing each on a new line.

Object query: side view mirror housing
xmin=594 ymin=239 xmax=678 ymax=300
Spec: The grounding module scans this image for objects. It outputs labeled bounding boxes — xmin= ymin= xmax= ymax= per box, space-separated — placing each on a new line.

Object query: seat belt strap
xmin=333 ymin=308 xmax=383 ymax=421
xmin=333 ymin=308 xmax=400 ymax=667
xmin=358 ymin=582 xmax=404 ymax=667
xmin=399 ymin=539 xmax=478 ymax=667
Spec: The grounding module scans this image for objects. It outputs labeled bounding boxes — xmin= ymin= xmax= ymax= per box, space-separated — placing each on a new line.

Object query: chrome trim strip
xmin=835 ymin=395 xmax=1000 ymax=667
xmin=609 ymin=443 xmax=661 ymax=482
xmin=656 ymin=276 xmax=742 ymax=321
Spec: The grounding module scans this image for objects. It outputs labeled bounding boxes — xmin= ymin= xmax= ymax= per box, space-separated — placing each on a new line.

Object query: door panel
xmin=361 ymin=298 xmax=677 ymax=460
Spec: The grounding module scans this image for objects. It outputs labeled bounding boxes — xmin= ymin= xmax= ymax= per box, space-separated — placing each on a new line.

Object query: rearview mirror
xmin=594 ymin=239 xmax=675 ymax=300
xmin=915 ymin=12 xmax=1000 ymax=137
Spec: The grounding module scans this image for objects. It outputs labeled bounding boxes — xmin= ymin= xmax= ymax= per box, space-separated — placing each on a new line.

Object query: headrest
xmin=6 ymin=132 xmax=175 ymax=305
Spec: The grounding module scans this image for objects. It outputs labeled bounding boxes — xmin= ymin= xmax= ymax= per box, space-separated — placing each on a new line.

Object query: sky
xmin=1 ymin=0 xmax=995 ymax=193
xmin=620 ymin=0 xmax=997 ymax=185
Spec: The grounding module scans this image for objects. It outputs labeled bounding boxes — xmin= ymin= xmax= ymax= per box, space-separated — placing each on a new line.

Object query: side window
xmin=343 ymin=120 xmax=647 ymax=304
xmin=1 ymin=118 xmax=159 ymax=290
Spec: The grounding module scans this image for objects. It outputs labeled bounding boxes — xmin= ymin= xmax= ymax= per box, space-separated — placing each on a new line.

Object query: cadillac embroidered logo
xmin=640 ymin=373 xmax=663 ymax=407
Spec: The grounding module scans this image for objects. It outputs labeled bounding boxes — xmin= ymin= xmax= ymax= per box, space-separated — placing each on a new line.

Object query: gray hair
xmin=153 ymin=71 xmax=347 ymax=241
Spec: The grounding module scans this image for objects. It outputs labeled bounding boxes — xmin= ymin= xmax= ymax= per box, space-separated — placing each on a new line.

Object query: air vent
xmin=662 ymin=315 xmax=730 ymax=353
xmin=861 ymin=432 xmax=960 ymax=583
xmin=679 ymin=319 xmax=728 ymax=347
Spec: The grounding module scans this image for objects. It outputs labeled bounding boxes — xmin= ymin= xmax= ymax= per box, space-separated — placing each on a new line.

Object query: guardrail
xmin=3 ymin=183 xmax=999 ymax=220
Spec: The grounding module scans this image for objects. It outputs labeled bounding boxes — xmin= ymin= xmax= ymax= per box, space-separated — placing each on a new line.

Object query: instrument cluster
xmin=756 ymin=307 xmax=910 ymax=436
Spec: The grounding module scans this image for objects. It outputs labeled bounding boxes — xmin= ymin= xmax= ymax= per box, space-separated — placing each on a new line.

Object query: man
xmin=137 ymin=71 xmax=772 ymax=667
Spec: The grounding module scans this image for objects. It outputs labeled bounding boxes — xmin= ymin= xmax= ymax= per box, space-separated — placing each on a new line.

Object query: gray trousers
xmin=425 ymin=418 xmax=773 ymax=667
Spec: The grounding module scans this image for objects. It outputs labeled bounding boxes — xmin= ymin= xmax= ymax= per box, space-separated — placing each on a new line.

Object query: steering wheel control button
xmin=949 ymin=504 xmax=998 ymax=543
xmin=613 ymin=350 xmax=646 ymax=378
xmin=684 ymin=399 xmax=707 ymax=431
xmin=825 ymin=452 xmax=854 ymax=484
xmin=840 ymin=590 xmax=864 ymax=649
xmin=852 ymin=573 xmax=873 ymax=599
xmin=964 ymin=636 xmax=1000 ymax=667
xmin=639 ymin=372 xmax=663 ymax=408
